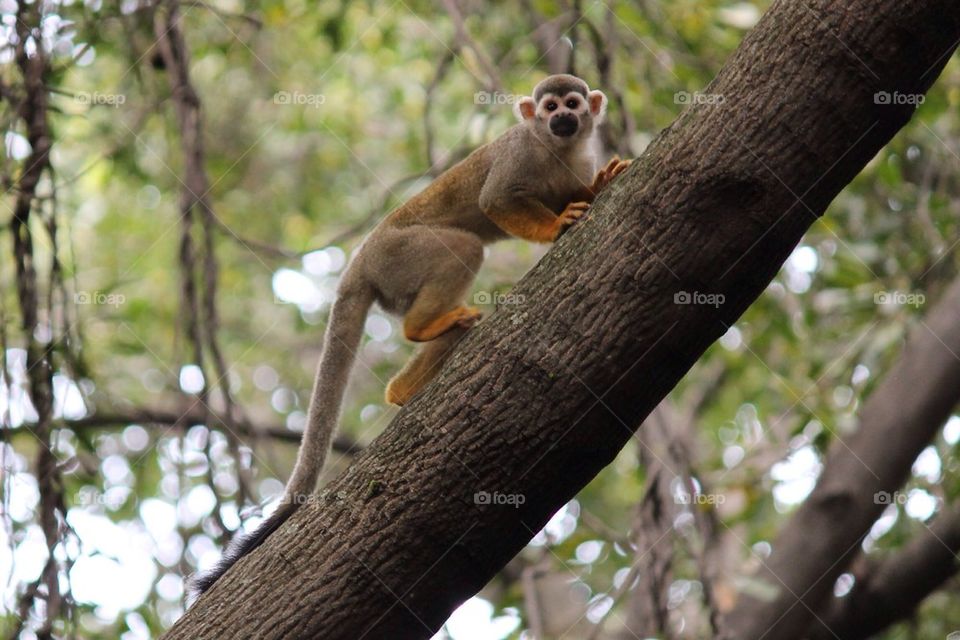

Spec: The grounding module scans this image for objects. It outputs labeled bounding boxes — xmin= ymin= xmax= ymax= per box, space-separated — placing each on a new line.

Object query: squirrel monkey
xmin=190 ymin=74 xmax=631 ymax=597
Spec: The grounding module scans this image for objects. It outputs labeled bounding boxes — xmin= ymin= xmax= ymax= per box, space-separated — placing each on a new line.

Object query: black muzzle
xmin=549 ymin=114 xmax=578 ymax=137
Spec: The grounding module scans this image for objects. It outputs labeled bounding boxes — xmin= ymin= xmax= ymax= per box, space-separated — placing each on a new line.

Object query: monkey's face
xmin=517 ymin=84 xmax=607 ymax=146
xmin=544 ymin=91 xmax=588 ymax=138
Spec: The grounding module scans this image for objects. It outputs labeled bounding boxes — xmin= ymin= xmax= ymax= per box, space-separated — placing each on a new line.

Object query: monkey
xmin=188 ymin=74 xmax=631 ymax=598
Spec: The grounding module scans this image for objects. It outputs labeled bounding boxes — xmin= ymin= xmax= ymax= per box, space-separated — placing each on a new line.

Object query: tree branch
xmin=805 ymin=504 xmax=960 ymax=640
xmin=6 ymin=407 xmax=361 ymax=454
xmin=721 ymin=274 xmax=960 ymax=640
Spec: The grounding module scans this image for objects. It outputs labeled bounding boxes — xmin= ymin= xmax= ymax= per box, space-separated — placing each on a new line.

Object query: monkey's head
xmin=516 ymin=74 xmax=607 ymax=145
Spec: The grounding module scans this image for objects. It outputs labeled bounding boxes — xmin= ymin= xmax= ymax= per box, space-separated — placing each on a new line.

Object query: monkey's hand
xmin=590 ymin=157 xmax=632 ymax=194
xmin=554 ymin=201 xmax=590 ymax=240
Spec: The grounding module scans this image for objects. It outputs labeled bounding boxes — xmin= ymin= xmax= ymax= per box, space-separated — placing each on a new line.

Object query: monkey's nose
xmin=550 ymin=114 xmax=578 ymax=137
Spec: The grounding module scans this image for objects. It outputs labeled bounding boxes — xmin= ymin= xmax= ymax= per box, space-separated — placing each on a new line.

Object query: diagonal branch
xmin=805 ymin=504 xmax=960 ymax=640
xmin=722 ymin=273 xmax=960 ymax=640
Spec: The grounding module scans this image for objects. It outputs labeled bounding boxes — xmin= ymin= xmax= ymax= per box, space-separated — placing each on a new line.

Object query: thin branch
xmin=5 ymin=406 xmax=361 ymax=454
xmin=580 ymin=12 xmax=637 ymax=158
xmin=424 ymin=50 xmax=455 ymax=169
xmin=154 ymin=0 xmax=257 ymax=520
xmin=440 ymin=0 xmax=503 ymax=92
xmin=177 ymin=0 xmax=263 ymax=28
xmin=517 ymin=0 xmax=574 ymax=75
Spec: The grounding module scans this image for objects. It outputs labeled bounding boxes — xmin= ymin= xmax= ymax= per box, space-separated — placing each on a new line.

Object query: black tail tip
xmin=186 ymin=502 xmax=299 ymax=604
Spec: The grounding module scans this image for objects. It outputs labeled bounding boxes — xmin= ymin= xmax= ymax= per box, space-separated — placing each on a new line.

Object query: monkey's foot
xmin=406 ymin=306 xmax=483 ymax=342
xmin=385 ymin=379 xmax=414 ymax=406
xmin=455 ymin=306 xmax=483 ymax=329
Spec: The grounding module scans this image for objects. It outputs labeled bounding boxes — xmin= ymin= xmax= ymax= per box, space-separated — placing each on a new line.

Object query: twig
xmin=516 ymin=0 xmax=574 ymax=74
xmin=521 ymin=559 xmax=549 ymax=639
xmin=153 ymin=1 xmax=234 ymax=537
xmin=6 ymin=406 xmax=362 ymax=453
xmin=211 ymin=171 xmax=440 ymax=259
xmin=177 ymin=0 xmax=263 ymax=28
xmin=440 ymin=0 xmax=503 ymax=92
xmin=580 ymin=13 xmax=636 ymax=158
xmin=424 ymin=50 xmax=455 ymax=168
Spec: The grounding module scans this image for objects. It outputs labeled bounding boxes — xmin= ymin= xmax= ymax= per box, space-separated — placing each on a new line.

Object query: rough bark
xmin=805 ymin=506 xmax=960 ymax=640
xmin=723 ymin=274 xmax=960 ymax=640
xmin=166 ymin=0 xmax=960 ymax=637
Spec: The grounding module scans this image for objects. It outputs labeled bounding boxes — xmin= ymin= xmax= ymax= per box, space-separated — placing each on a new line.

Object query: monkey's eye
xmin=545 ymin=101 xmax=558 ymax=111
xmin=566 ymin=99 xmax=579 ymax=109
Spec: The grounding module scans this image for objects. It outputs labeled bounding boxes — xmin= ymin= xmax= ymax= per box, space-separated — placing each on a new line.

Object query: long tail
xmin=188 ymin=281 xmax=375 ymax=599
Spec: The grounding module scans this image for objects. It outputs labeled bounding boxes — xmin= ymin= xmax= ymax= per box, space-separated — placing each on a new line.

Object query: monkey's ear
xmin=588 ymin=90 xmax=607 ymax=121
xmin=515 ymin=96 xmax=537 ymax=121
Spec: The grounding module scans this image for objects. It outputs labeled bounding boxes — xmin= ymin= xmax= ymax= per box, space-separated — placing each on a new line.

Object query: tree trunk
xmin=723 ymin=274 xmax=960 ymax=639
xmin=165 ymin=0 xmax=960 ymax=637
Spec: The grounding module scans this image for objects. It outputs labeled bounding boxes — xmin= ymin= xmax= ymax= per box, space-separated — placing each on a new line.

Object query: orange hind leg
xmin=386 ymin=233 xmax=483 ymax=405
xmin=385 ymin=324 xmax=473 ymax=406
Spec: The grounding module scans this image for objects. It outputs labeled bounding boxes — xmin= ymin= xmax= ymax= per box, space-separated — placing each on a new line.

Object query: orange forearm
xmin=483 ymin=202 xmax=559 ymax=243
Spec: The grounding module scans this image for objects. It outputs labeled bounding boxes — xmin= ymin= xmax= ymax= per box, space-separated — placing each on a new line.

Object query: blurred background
xmin=1 ymin=0 xmax=959 ymax=638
